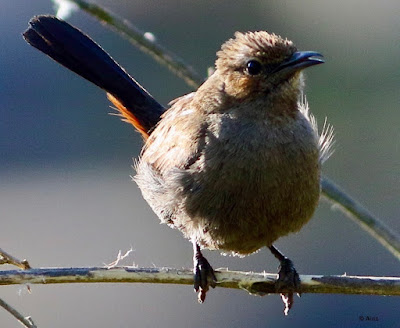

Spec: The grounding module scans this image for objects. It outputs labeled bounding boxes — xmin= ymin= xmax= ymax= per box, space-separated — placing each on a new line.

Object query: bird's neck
xmin=265 ymin=83 xmax=301 ymax=118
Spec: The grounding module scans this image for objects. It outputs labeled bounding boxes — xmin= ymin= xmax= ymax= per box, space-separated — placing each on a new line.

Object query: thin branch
xmin=0 ymin=250 xmax=35 ymax=326
xmin=54 ymin=0 xmax=400 ymax=260
xmin=322 ymin=177 xmax=400 ymax=261
xmin=0 ymin=298 xmax=37 ymax=328
xmin=53 ymin=0 xmax=202 ymax=88
xmin=105 ymin=247 xmax=134 ymax=268
xmin=0 ymin=266 xmax=399 ymax=296
xmin=0 ymin=248 xmax=37 ymax=328
xmin=0 ymin=248 xmax=31 ymax=270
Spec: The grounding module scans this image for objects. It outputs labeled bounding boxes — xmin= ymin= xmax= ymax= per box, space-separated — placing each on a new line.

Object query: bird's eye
xmin=246 ymin=60 xmax=262 ymax=76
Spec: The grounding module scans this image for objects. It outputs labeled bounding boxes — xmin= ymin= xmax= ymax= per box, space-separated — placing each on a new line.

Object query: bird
xmin=23 ymin=15 xmax=333 ymax=314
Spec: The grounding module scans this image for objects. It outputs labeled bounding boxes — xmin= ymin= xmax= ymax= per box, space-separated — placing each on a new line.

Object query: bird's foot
xmin=193 ymin=243 xmax=217 ymax=303
xmin=276 ymin=258 xmax=301 ymax=315
xmin=268 ymin=245 xmax=301 ymax=315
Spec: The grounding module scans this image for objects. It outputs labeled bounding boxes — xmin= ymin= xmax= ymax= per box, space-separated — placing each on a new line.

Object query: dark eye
xmin=246 ymin=60 xmax=262 ymax=75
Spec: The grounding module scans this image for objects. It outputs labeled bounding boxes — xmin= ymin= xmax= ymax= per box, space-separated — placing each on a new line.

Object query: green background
xmin=1 ymin=0 xmax=399 ymax=327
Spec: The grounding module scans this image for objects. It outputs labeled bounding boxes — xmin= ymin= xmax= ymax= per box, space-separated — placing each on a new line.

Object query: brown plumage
xmin=137 ymin=31 xmax=325 ymax=253
xmin=24 ymin=16 xmax=333 ymax=314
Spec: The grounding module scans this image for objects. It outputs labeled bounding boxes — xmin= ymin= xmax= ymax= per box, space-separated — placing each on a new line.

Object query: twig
xmin=0 ymin=248 xmax=31 ymax=270
xmin=322 ymin=177 xmax=400 ymax=260
xmin=0 ymin=266 xmax=399 ymax=296
xmin=0 ymin=250 xmax=35 ymax=325
xmin=0 ymin=298 xmax=37 ymax=328
xmin=106 ymin=247 xmax=134 ymax=268
xmin=54 ymin=0 xmax=400 ymax=261
xmin=53 ymin=0 xmax=202 ymax=88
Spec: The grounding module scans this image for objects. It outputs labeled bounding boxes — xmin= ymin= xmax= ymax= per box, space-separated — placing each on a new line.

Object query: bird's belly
xmin=136 ymin=115 xmax=321 ymax=255
xmin=181 ymin=138 xmax=320 ymax=254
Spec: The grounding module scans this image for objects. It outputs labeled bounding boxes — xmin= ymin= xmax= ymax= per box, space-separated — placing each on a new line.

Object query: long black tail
xmin=23 ymin=15 xmax=165 ymax=137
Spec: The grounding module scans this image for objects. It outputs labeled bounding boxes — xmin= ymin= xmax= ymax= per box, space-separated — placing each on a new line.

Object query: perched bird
xmin=23 ymin=15 xmax=333 ymax=314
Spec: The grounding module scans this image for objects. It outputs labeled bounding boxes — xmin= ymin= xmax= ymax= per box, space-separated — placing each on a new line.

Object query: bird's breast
xmin=136 ymin=109 xmax=321 ymax=255
xmin=182 ymin=112 xmax=321 ymax=253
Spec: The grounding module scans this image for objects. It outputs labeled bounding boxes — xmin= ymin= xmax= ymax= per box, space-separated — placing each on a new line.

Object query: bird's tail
xmin=23 ymin=15 xmax=165 ymax=138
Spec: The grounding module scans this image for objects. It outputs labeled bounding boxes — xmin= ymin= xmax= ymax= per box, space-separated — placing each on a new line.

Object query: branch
xmin=53 ymin=0 xmax=202 ymax=88
xmin=0 ymin=266 xmax=399 ymax=296
xmin=322 ymin=177 xmax=400 ymax=261
xmin=0 ymin=250 xmax=36 ymax=327
xmin=0 ymin=298 xmax=37 ymax=328
xmin=0 ymin=248 xmax=31 ymax=270
xmin=52 ymin=0 xmax=400 ymax=260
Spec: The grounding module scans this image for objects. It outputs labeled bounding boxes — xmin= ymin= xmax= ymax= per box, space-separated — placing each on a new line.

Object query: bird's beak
xmin=274 ymin=51 xmax=324 ymax=75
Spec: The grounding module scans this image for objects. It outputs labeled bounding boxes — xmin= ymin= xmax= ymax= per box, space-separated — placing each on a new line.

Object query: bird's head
xmin=215 ymin=31 xmax=324 ymax=102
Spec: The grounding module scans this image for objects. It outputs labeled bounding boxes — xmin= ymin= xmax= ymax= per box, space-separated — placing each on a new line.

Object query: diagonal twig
xmin=0 ymin=248 xmax=31 ymax=270
xmin=321 ymin=177 xmax=400 ymax=260
xmin=0 ymin=298 xmax=37 ymax=328
xmin=0 ymin=249 xmax=35 ymax=327
xmin=53 ymin=0 xmax=202 ymax=88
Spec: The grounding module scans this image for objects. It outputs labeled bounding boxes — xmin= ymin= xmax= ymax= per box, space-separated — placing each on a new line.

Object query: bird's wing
xmin=141 ymin=92 xmax=208 ymax=173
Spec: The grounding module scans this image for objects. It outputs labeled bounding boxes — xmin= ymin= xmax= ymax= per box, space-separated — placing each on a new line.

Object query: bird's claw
xmin=194 ymin=254 xmax=217 ymax=303
xmin=276 ymin=258 xmax=301 ymax=315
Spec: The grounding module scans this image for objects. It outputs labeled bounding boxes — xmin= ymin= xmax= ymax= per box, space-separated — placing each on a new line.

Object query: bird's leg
xmin=268 ymin=245 xmax=301 ymax=315
xmin=193 ymin=242 xmax=217 ymax=303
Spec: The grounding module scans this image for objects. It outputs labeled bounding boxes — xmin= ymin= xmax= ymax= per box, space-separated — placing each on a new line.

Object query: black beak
xmin=275 ymin=51 xmax=324 ymax=74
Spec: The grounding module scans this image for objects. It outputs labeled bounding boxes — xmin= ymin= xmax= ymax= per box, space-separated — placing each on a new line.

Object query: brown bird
xmin=23 ymin=15 xmax=333 ymax=314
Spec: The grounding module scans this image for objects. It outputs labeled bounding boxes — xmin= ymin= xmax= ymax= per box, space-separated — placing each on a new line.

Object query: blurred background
xmin=1 ymin=0 xmax=399 ymax=327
